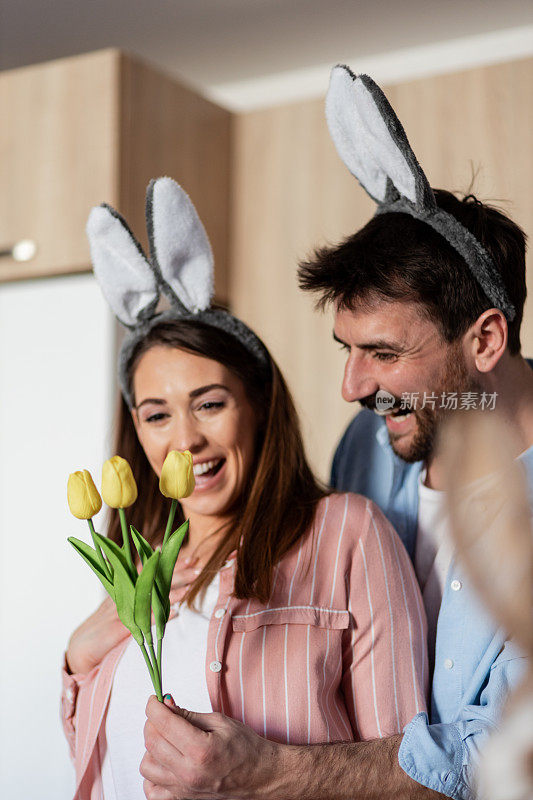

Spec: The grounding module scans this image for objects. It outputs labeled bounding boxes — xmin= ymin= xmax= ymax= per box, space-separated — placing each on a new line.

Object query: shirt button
xmin=214 ymin=608 xmax=226 ymax=619
xmin=451 ymin=580 xmax=462 ymax=591
xmin=209 ymin=660 xmax=222 ymax=673
xmin=444 ymin=658 xmax=454 ymax=670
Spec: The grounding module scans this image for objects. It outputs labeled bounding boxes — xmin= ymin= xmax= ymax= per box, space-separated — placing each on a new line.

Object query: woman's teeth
xmin=193 ymin=459 xmax=222 ymax=477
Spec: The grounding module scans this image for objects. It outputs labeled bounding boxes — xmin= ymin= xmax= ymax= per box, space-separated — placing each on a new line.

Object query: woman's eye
xmin=145 ymin=412 xmax=168 ymax=423
xmin=197 ymin=401 xmax=224 ymax=412
xmin=338 ymin=343 xmax=350 ymax=353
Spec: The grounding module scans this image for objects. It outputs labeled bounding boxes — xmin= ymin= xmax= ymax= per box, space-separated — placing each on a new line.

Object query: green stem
xmin=118 ymin=508 xmax=135 ymax=574
xmin=148 ymin=641 xmax=163 ymax=700
xmin=162 ymin=499 xmax=178 ymax=547
xmin=87 ymin=519 xmax=112 ymax=581
xmin=139 ymin=641 xmax=162 ymax=701
xmin=157 ymin=637 xmax=163 ymax=690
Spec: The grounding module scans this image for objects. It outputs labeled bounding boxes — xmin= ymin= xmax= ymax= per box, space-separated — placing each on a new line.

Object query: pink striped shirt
xmin=61 ymin=492 xmax=428 ymax=799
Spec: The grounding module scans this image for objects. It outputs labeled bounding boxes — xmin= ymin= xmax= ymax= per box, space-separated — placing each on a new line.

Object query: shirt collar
xmin=376 ymin=419 xmax=390 ymax=448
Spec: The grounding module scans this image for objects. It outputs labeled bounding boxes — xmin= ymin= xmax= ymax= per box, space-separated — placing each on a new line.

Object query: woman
xmin=62 ymin=178 xmax=427 ymax=800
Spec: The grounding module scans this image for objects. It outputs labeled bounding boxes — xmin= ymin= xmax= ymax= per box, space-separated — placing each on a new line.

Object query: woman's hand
xmin=66 ymin=596 xmax=130 ymax=675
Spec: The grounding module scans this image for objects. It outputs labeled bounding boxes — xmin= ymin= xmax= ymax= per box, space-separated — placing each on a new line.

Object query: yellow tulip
xmin=67 ymin=470 xmax=102 ymax=519
xmin=159 ymin=450 xmax=195 ymax=500
xmin=101 ymin=455 xmax=138 ymax=508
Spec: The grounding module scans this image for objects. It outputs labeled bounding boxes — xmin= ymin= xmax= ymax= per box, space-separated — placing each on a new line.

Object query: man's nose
xmin=342 ymin=354 xmax=379 ymax=403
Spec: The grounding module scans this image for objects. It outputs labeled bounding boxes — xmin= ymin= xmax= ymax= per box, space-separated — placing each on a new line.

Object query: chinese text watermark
xmin=399 ymin=391 xmax=498 ymax=411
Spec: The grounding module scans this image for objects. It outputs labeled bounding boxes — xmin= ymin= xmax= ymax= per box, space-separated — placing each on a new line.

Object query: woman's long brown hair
xmin=107 ymin=319 xmax=327 ymax=605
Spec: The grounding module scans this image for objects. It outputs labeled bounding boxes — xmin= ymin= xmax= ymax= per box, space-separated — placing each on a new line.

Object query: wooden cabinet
xmin=0 ymin=50 xmax=232 ymax=300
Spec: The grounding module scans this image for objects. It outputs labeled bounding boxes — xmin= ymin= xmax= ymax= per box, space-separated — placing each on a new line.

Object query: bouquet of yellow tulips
xmin=67 ymin=450 xmax=195 ymax=701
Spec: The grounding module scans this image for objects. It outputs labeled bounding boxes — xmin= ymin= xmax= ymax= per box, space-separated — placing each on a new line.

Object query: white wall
xmin=0 ymin=274 xmax=115 ymax=798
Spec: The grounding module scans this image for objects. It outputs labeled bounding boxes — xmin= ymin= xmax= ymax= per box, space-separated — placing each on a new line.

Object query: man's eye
xmin=373 ymin=352 xmax=397 ymax=362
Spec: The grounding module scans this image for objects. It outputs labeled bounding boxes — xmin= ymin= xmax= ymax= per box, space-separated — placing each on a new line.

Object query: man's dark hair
xmin=298 ymin=190 xmax=527 ymax=354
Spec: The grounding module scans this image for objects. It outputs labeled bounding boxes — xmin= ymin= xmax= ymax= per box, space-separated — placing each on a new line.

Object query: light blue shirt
xmin=331 ymin=404 xmax=532 ymax=800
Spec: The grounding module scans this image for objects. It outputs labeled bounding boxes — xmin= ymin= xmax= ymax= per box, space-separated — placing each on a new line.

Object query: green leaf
xmin=130 ymin=525 xmax=154 ymax=566
xmin=95 ymin=534 xmax=144 ymax=645
xmin=134 ymin=550 xmax=161 ymax=641
xmin=129 ymin=525 xmax=167 ymax=636
xmin=93 ymin=532 xmax=135 ymax=580
xmin=68 ymin=537 xmax=114 ymax=599
xmin=151 ymin=565 xmax=169 ymax=639
xmin=159 ymin=519 xmax=189 ymax=601
xmin=152 ymin=589 xmax=168 ymax=641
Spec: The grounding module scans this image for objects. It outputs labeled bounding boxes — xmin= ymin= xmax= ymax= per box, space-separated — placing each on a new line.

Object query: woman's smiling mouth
xmin=192 ymin=458 xmax=226 ymax=489
xmin=193 ymin=458 xmax=223 ymax=476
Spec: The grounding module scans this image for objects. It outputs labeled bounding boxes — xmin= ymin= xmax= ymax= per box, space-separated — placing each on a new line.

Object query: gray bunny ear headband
xmin=326 ymin=65 xmax=516 ymax=321
xmin=87 ymin=177 xmax=269 ymax=408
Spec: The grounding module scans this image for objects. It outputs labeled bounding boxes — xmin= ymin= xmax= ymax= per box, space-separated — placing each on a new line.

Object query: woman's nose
xmin=170 ymin=417 xmax=207 ymax=453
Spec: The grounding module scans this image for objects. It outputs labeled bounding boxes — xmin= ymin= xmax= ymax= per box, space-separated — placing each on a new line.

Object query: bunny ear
xmin=326 ymin=66 xmax=435 ymax=211
xmin=146 ymin=177 xmax=214 ymax=313
xmin=441 ymin=413 xmax=533 ymax=654
xmin=87 ymin=204 xmax=159 ymax=327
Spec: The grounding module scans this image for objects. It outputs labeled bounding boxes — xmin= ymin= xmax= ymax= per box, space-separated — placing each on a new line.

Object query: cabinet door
xmin=0 ymin=50 xmax=119 ymax=282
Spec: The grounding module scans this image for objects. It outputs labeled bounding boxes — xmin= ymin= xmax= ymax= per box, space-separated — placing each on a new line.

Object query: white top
xmin=415 ymin=471 xmax=453 ymax=668
xmin=100 ymin=573 xmax=220 ymax=800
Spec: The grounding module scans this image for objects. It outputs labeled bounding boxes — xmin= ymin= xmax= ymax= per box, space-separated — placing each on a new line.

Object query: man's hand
xmin=141 ymin=695 xmax=282 ymax=800
xmin=141 ymin=696 xmax=448 ymax=800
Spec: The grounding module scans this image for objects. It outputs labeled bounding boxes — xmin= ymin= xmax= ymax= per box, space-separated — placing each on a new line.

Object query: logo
xmin=375 ymin=389 xmax=395 ymax=415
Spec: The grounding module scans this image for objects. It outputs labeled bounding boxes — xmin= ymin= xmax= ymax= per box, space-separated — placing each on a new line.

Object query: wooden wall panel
xmin=118 ymin=54 xmax=233 ymax=303
xmin=385 ymin=59 xmax=533 ymax=356
xmin=230 ymin=57 xmax=533 ymax=480
xmin=231 ymin=99 xmax=372 ymax=481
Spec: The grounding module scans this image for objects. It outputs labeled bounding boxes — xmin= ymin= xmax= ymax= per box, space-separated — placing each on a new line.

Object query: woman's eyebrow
xmin=189 ymin=383 xmax=229 ymax=399
xmin=136 ymin=398 xmax=166 ymax=410
xmin=136 ymin=384 xmax=229 ymax=409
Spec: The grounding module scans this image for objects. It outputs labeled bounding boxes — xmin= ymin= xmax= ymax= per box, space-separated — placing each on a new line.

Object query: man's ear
xmin=468 ymin=309 xmax=508 ymax=373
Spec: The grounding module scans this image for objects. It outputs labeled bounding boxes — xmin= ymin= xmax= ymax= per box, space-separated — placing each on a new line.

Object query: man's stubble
xmin=389 ymin=343 xmax=481 ymax=464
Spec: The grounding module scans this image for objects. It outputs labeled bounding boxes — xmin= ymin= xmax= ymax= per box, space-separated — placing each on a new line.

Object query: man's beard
xmin=390 ymin=403 xmax=437 ymax=463
xmin=389 ymin=346 xmax=480 ymax=463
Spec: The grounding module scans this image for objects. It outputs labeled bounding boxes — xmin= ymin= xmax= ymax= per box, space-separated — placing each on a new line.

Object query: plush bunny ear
xmin=87 ymin=204 xmax=160 ymax=327
xmin=441 ymin=413 xmax=533 ymax=655
xmin=146 ymin=177 xmax=214 ymax=313
xmin=326 ymin=65 xmax=435 ymax=211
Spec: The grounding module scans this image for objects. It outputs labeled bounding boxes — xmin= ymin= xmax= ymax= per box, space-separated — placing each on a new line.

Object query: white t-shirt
xmin=99 ymin=573 xmax=220 ymax=800
xmin=415 ymin=471 xmax=453 ymax=668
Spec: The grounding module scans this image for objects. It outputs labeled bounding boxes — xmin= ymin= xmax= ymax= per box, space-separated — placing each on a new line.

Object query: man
xmin=297 ymin=187 xmax=533 ymax=798
xmin=140 ymin=72 xmax=533 ymax=800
